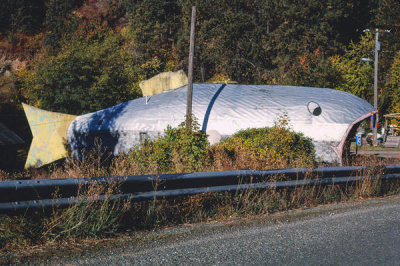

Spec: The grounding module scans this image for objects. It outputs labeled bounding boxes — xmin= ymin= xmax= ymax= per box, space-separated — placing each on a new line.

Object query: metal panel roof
xmin=0 ymin=122 xmax=24 ymax=146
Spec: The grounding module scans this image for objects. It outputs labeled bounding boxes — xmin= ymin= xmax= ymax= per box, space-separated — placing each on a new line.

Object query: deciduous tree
xmin=330 ymin=33 xmax=375 ymax=103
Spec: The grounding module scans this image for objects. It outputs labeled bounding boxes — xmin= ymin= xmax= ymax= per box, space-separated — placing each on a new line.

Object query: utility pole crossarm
xmin=363 ymin=29 xmax=391 ymax=33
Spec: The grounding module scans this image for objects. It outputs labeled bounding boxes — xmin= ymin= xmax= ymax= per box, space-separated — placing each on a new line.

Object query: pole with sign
xmin=355 ymin=133 xmax=362 ymax=155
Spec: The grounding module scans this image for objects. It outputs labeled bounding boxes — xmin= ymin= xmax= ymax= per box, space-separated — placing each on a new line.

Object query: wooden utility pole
xmin=186 ymin=6 xmax=196 ymax=128
xmin=363 ymin=28 xmax=390 ymax=146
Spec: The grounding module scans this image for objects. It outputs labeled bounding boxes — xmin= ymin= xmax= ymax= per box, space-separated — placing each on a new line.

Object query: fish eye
xmin=307 ymin=101 xmax=322 ymax=116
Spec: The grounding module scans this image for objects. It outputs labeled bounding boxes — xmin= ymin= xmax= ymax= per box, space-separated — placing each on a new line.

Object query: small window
xmin=139 ymin=132 xmax=148 ymax=143
xmin=307 ymin=101 xmax=322 ymax=116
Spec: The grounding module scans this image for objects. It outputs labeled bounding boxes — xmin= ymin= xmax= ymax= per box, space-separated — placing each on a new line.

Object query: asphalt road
xmin=35 ymin=196 xmax=400 ymax=266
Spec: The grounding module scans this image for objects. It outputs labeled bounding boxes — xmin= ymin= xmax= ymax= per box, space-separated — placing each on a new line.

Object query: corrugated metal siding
xmin=67 ymin=84 xmax=376 ymax=163
xmin=0 ymin=122 xmax=24 ymax=146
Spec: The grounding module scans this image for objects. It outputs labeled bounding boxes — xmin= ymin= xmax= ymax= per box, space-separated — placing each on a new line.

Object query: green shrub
xmin=128 ymin=117 xmax=209 ymax=174
xmin=209 ymin=122 xmax=315 ymax=170
xmin=125 ymin=116 xmax=315 ymax=174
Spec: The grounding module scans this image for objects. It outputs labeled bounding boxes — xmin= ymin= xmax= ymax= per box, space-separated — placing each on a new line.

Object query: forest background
xmin=1 ymin=0 xmax=400 ymax=170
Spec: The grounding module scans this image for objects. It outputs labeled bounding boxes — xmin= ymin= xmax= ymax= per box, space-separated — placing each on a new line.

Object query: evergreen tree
xmin=177 ymin=0 xmax=274 ymax=83
xmin=0 ymin=0 xmax=46 ymax=34
xmin=374 ymin=0 xmax=400 ymax=85
xmin=176 ymin=0 xmax=376 ymax=84
xmin=45 ymin=0 xmax=83 ymax=49
xmin=126 ymin=0 xmax=181 ymax=65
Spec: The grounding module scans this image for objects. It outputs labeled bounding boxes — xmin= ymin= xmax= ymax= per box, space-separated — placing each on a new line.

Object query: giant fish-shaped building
xmin=23 ymin=84 xmax=376 ymax=167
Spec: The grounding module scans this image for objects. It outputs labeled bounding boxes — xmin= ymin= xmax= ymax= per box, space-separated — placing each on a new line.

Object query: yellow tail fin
xmin=139 ymin=70 xmax=188 ymax=96
xmin=22 ymin=103 xmax=77 ymax=168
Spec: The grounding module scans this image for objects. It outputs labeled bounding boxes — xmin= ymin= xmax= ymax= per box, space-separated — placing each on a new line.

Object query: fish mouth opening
xmin=332 ymin=111 xmax=378 ymax=165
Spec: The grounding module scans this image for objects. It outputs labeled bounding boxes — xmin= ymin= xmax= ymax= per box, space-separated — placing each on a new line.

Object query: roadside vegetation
xmin=0 ymin=117 xmax=315 ymax=180
xmin=2 ymin=0 xmax=400 ymax=170
xmin=1 ymin=121 xmax=400 ymax=263
xmin=1 ymin=160 xmax=400 ymax=264
xmin=2 ymin=0 xmax=400 ymax=262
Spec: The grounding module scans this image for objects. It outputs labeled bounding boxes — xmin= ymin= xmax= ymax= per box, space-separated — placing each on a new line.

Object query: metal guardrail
xmin=1 ymin=165 xmax=400 ymax=213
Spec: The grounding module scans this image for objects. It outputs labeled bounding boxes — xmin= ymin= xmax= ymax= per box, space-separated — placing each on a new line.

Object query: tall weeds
xmin=45 ymin=181 xmax=128 ymax=241
xmin=1 ymin=165 xmax=400 ymax=253
xmin=0 ymin=180 xmax=128 ymax=251
xmin=2 ymin=122 xmax=400 ymax=254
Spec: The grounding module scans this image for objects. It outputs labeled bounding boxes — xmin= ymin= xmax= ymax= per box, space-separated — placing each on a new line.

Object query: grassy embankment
xmin=1 ymin=121 xmax=400 ymax=262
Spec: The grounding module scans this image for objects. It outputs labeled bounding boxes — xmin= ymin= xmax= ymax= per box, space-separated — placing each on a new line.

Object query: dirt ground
xmin=353 ymin=150 xmax=400 ymax=159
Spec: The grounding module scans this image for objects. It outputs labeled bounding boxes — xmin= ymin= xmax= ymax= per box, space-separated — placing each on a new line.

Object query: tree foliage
xmin=274 ymin=47 xmax=342 ymax=88
xmin=374 ymin=0 xmax=400 ymax=76
xmin=0 ymin=0 xmax=46 ymax=34
xmin=19 ymin=27 xmax=141 ymax=114
xmin=44 ymin=0 xmax=84 ymax=49
xmin=4 ymin=0 xmax=400 ymax=118
xmin=176 ymin=0 xmax=375 ymax=83
xmin=126 ymin=0 xmax=180 ymax=61
xmin=385 ymin=51 xmax=400 ymax=116
xmin=330 ymin=33 xmax=375 ymax=103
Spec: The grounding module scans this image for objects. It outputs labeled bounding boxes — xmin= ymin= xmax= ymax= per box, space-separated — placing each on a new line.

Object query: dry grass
xmin=0 ymin=180 xmax=128 ymax=251
xmin=1 ymin=144 xmax=400 ymax=256
xmin=2 ymin=157 xmax=400 ymax=255
xmin=122 ymin=165 xmax=400 ymax=230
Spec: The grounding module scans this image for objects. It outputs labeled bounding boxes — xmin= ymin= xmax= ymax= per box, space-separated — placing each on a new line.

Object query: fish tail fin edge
xmin=22 ymin=103 xmax=77 ymax=168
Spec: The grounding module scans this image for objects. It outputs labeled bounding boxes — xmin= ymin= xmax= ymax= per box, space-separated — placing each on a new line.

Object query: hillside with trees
xmin=1 ymin=0 xmax=400 ymax=169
